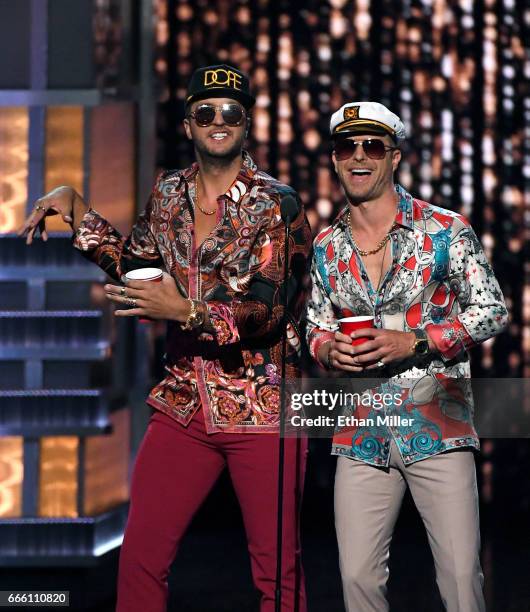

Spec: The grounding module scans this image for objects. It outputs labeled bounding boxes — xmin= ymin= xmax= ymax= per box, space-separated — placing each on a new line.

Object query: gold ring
xmin=34 ymin=204 xmax=47 ymax=212
xmin=126 ymin=297 xmax=137 ymax=308
xmin=120 ymin=286 xmax=127 ymax=297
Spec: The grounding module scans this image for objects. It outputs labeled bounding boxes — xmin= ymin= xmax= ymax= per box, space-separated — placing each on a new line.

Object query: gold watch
xmin=411 ymin=328 xmax=430 ymax=356
xmin=182 ymin=299 xmax=205 ymax=331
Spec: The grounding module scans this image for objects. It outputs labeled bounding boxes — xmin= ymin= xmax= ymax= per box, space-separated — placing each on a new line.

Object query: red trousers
xmin=116 ymin=409 xmax=307 ymax=612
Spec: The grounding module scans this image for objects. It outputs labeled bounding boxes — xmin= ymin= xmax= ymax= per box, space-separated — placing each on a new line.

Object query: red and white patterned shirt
xmin=306 ymin=185 xmax=508 ymax=465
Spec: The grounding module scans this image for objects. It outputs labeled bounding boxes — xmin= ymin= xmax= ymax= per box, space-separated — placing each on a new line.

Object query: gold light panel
xmin=44 ymin=106 xmax=84 ymax=232
xmin=0 ymin=107 xmax=29 ymax=234
xmin=83 ymin=410 xmax=130 ymax=516
xmin=0 ymin=437 xmax=23 ymax=518
xmin=89 ymin=103 xmax=135 ymax=236
xmin=38 ymin=437 xmax=79 ymax=518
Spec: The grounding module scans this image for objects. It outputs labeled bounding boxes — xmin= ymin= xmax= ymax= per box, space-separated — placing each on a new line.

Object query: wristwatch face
xmin=414 ymin=338 xmax=429 ymax=355
xmin=190 ymin=305 xmax=205 ymax=329
xmin=192 ymin=310 xmax=204 ymax=328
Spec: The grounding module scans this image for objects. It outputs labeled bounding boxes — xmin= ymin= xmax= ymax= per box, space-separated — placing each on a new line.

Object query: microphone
xmin=280 ymin=193 xmax=300 ymax=225
xmin=275 ymin=190 xmax=300 ymax=612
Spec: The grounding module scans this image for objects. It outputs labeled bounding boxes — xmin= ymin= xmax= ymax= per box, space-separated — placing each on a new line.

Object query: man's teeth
xmin=351 ymin=169 xmax=371 ymax=175
xmin=211 ymin=133 xmax=228 ymax=140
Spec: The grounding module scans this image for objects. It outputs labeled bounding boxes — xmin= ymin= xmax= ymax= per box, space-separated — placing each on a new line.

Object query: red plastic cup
xmin=124 ymin=268 xmax=163 ymax=323
xmin=338 ymin=316 xmax=375 ymax=346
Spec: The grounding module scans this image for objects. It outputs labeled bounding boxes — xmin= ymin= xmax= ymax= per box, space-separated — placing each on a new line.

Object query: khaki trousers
xmin=334 ymin=440 xmax=486 ymax=612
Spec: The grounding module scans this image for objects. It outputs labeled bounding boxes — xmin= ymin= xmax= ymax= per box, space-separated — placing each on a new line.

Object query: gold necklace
xmin=375 ymin=239 xmax=389 ymax=291
xmin=347 ymin=210 xmax=391 ymax=256
xmin=195 ymin=174 xmax=216 ymax=216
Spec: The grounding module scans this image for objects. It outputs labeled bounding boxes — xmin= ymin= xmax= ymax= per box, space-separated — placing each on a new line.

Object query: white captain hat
xmin=330 ymin=101 xmax=407 ymax=142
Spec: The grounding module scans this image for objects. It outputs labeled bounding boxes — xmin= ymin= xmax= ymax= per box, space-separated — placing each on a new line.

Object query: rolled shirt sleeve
xmin=72 ymin=174 xmax=165 ymax=282
xmin=305 ymin=241 xmax=338 ymax=368
xmin=425 ymin=216 xmax=509 ymax=360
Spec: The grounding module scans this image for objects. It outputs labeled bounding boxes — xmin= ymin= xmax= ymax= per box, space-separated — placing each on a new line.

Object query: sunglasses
xmin=334 ymin=138 xmax=398 ymax=161
xmin=187 ymin=103 xmax=246 ymax=127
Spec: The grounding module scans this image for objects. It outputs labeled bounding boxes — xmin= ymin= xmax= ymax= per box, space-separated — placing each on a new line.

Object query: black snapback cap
xmin=186 ymin=64 xmax=255 ymax=110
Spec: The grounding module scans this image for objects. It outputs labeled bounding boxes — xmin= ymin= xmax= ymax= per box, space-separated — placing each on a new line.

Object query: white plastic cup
xmin=124 ymin=268 xmax=163 ymax=322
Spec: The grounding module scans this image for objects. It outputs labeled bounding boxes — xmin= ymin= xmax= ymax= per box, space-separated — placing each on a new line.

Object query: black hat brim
xmin=186 ymin=88 xmax=255 ymax=110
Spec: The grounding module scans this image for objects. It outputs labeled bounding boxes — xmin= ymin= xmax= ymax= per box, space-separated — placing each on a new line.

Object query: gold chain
xmin=347 ymin=210 xmax=391 ymax=256
xmin=195 ymin=174 xmax=217 ymax=216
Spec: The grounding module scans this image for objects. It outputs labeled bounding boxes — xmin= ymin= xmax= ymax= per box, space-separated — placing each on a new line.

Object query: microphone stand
xmin=275 ymin=199 xmax=297 ymax=612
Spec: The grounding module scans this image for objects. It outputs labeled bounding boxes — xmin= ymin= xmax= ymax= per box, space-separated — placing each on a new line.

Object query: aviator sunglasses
xmin=187 ymin=103 xmax=246 ymax=127
xmin=334 ymin=138 xmax=398 ymax=161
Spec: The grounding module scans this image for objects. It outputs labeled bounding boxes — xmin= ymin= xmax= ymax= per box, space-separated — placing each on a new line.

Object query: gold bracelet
xmin=182 ymin=299 xmax=196 ymax=331
xmin=182 ymin=298 xmax=205 ymax=331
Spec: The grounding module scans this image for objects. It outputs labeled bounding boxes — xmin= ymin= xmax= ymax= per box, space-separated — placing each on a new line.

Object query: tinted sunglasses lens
xmin=363 ymin=139 xmax=386 ymax=159
xmin=334 ymin=139 xmax=387 ymax=160
xmin=334 ymin=140 xmax=355 ymax=161
xmin=221 ymin=104 xmax=244 ymax=125
xmin=194 ymin=105 xmax=216 ymax=126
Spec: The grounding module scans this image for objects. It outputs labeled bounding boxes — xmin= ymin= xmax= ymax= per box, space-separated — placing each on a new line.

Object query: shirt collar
xmin=181 ymin=150 xmax=257 ymax=203
xmin=393 ymin=184 xmax=415 ymax=231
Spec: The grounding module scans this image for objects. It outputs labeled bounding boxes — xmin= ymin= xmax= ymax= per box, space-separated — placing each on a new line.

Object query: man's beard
xmin=340 ymin=170 xmax=388 ymax=206
xmin=194 ymin=136 xmax=244 ymax=168
xmin=343 ymin=183 xmax=377 ymax=205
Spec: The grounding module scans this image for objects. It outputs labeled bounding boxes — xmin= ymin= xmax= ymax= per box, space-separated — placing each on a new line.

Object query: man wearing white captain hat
xmin=306 ymin=100 xmax=507 ymax=611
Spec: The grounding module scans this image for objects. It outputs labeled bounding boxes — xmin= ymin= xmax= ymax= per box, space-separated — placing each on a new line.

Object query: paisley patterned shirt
xmin=306 ymin=184 xmax=508 ymax=465
xmin=73 ymin=152 xmax=312 ymax=433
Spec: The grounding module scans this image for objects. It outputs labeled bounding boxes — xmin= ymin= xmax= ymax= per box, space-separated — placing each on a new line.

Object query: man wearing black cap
xmin=306 ymin=101 xmax=507 ymax=611
xmin=19 ymin=64 xmax=311 ymax=612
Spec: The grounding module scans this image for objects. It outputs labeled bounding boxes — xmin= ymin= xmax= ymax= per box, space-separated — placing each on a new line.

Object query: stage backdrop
xmin=153 ymin=0 xmax=528 ymax=379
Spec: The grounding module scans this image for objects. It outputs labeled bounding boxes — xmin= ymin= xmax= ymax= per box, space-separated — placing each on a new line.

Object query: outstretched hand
xmin=17 ymin=186 xmax=87 ymax=244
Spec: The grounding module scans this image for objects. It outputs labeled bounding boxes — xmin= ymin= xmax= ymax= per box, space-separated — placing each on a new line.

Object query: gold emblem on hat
xmin=204 ymin=68 xmax=242 ymax=90
xmin=344 ymin=106 xmax=360 ymax=120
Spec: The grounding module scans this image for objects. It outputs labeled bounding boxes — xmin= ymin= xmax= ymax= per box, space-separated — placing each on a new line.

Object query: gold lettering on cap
xmin=204 ymin=69 xmax=242 ymax=90
xmin=344 ymin=106 xmax=360 ymax=120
